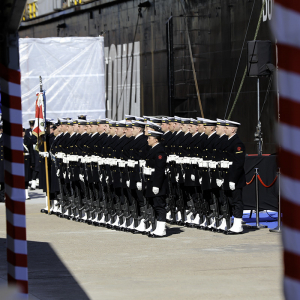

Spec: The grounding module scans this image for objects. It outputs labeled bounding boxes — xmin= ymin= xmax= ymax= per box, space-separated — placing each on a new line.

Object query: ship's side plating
xmin=19 ymin=0 xmax=276 ymax=153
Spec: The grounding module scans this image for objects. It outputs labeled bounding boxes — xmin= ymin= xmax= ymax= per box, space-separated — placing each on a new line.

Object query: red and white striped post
xmin=273 ymin=1 xmax=300 ymax=298
xmin=0 ymin=58 xmax=28 ymax=295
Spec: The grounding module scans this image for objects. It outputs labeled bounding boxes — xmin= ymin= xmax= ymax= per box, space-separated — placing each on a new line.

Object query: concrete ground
xmin=0 ymin=189 xmax=283 ymax=300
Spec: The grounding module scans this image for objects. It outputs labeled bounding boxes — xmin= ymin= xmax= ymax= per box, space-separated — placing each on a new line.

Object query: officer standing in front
xmin=144 ymin=130 xmax=168 ymax=238
xmin=223 ymin=120 xmax=246 ymax=235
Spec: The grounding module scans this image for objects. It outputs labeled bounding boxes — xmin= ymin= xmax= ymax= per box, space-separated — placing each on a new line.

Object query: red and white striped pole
xmin=0 ymin=60 xmax=28 ymax=296
xmin=273 ymin=1 xmax=300 ymax=299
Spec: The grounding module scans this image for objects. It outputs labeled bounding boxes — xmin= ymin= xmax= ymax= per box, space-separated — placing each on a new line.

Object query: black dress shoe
xmin=209 ymin=227 xmax=217 ymax=232
xmin=217 ymin=229 xmax=224 ymax=233
xmin=132 ymin=230 xmax=142 ymax=234
xmin=226 ymin=230 xmax=243 ymax=235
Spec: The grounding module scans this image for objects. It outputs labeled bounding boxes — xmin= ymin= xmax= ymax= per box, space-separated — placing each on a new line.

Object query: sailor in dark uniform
xmin=25 ymin=119 xmax=39 ymax=190
xmin=222 ymin=120 xmax=246 ymax=235
xmin=144 ymin=130 xmax=168 ymax=237
xmin=0 ymin=123 xmax=4 ymax=202
xmin=160 ymin=118 xmax=173 ymax=148
xmin=199 ymin=119 xmax=219 ymax=230
xmin=23 ymin=127 xmax=31 ymax=200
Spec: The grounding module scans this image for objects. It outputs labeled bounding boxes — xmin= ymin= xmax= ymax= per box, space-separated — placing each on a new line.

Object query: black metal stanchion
xmin=248 ymin=168 xmax=267 ymax=229
xmin=270 ymin=168 xmax=281 ymax=233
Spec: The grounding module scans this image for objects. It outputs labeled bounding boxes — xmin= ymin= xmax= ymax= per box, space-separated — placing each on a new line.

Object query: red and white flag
xmin=32 ymin=92 xmax=45 ymax=138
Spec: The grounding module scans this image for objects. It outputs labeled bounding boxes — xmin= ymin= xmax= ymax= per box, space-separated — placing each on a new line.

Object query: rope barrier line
xmin=246 ymin=174 xmax=255 ymax=185
xmin=257 ymin=174 xmax=278 ymax=188
xmin=227 ymin=0 xmax=266 ymax=120
xmin=246 ymin=173 xmax=278 ymax=188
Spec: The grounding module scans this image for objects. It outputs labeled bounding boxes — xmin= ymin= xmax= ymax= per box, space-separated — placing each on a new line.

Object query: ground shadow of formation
xmin=166 ymin=227 xmax=184 ymax=237
xmin=0 ymin=238 xmax=90 ymax=300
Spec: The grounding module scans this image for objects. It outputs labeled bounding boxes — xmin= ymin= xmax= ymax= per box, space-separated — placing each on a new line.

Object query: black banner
xmin=242 ymin=155 xmax=279 ymax=211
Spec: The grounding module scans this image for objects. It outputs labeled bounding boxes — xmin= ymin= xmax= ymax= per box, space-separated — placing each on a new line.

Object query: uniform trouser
xmin=149 ymin=196 xmax=166 ymax=222
xmin=32 ymin=170 xmax=39 ymax=181
xmin=0 ymin=182 xmax=4 ymax=202
xmin=114 ymin=187 xmax=125 ymax=205
xmin=224 ymin=188 xmax=243 ymax=218
xmin=131 ymin=188 xmax=145 ymax=215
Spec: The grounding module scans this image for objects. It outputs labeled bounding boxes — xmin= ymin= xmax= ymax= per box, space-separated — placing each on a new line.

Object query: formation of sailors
xmin=24 ymin=114 xmax=246 ymax=237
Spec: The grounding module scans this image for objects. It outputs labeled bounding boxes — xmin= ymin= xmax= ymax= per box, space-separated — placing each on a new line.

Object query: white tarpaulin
xmin=19 ymin=37 xmax=105 ymax=127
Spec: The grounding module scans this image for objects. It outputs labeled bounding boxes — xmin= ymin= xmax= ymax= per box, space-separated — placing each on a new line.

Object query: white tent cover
xmin=19 ymin=37 xmax=105 ymax=127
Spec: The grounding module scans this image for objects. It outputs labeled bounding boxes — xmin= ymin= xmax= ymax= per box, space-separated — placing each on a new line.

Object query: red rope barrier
xmin=257 ymin=174 xmax=278 ymax=188
xmin=246 ymin=175 xmax=255 ymax=185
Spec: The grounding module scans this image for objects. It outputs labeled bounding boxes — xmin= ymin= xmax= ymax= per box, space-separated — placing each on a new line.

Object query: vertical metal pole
xmin=255 ymin=168 xmax=259 ymax=227
xmin=270 ymin=168 xmax=281 ymax=232
xmin=257 ymin=78 xmax=260 ymax=123
xmin=166 ymin=16 xmax=174 ymax=116
xmin=255 ymin=168 xmax=267 ymax=229
xmin=257 ymin=78 xmax=263 ymax=155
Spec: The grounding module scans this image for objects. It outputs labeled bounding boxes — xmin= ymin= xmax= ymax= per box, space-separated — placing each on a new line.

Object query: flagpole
xmin=39 ymin=76 xmax=51 ymax=214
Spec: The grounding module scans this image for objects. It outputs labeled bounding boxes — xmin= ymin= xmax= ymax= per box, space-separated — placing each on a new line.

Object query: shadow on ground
xmin=0 ymin=238 xmax=90 ymax=300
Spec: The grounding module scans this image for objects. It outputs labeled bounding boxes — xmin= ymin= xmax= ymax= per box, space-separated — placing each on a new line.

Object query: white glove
xmin=68 ymin=172 xmax=71 ymax=179
xmin=176 ymin=173 xmax=179 ymax=182
xmin=216 ymin=179 xmax=224 ymax=187
xmin=183 ymin=174 xmax=185 ymax=180
xmin=79 ymin=174 xmax=84 ymax=182
xmin=126 ymin=180 xmax=130 ymax=188
xmin=100 ymin=174 xmax=103 ymax=181
xmin=229 ymin=182 xmax=235 ymax=190
xmin=165 ymin=168 xmax=170 ymax=174
xmin=56 ymin=169 xmax=60 ymax=177
xmin=152 ymin=187 xmax=159 ymax=195
xmin=44 ymin=152 xmax=49 ymax=158
xmin=191 ymin=174 xmax=195 ymax=181
xmin=139 ymin=160 xmax=146 ymax=168
xmin=199 ymin=178 xmax=202 ymax=184
xmin=105 ymin=176 xmax=109 ymax=184
xmin=63 ymin=172 xmax=66 ymax=179
xmin=136 ymin=182 xmax=142 ymax=191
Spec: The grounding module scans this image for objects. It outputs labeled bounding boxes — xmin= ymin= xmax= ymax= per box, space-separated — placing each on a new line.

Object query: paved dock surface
xmin=0 ymin=189 xmax=283 ymax=300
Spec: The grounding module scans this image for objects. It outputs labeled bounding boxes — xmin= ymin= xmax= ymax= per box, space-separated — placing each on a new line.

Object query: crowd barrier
xmin=242 ymin=154 xmax=280 ymax=232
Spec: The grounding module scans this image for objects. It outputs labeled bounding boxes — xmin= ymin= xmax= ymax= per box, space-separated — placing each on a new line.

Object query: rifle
xmin=78 ymin=157 xmax=91 ymax=222
xmin=140 ymin=195 xmax=156 ymax=234
xmin=89 ymin=157 xmax=101 ymax=223
xmin=218 ymin=163 xmax=231 ymax=232
xmin=122 ymin=162 xmax=142 ymax=229
xmin=196 ymin=160 xmax=211 ymax=228
xmin=69 ymin=156 xmax=83 ymax=220
xmin=175 ymin=159 xmax=186 ymax=225
xmin=106 ymin=160 xmax=118 ymax=227
xmin=165 ymin=167 xmax=177 ymax=224
xmin=63 ymin=158 xmax=76 ymax=219
xmin=53 ymin=156 xmax=66 ymax=217
xmin=193 ymin=187 xmax=205 ymax=227
xmin=97 ymin=159 xmax=109 ymax=225
xmin=83 ymin=157 xmax=94 ymax=224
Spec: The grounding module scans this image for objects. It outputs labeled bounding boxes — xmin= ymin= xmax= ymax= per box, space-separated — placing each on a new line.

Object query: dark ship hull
xmin=19 ymin=0 xmax=276 ymax=153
